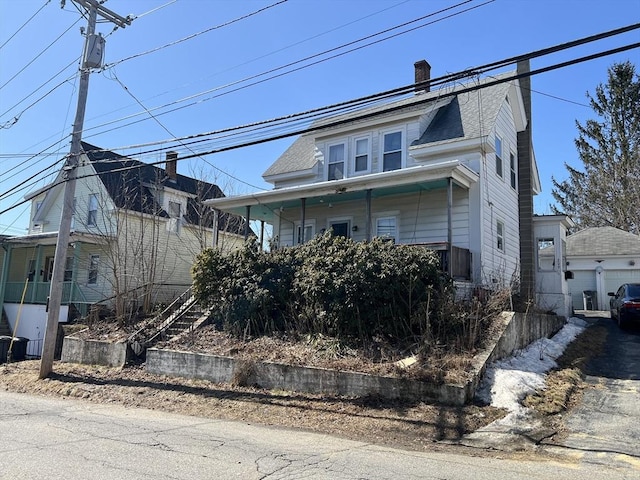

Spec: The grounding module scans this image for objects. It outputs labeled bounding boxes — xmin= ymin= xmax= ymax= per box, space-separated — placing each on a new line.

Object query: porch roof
xmin=1 ymin=231 xmax=111 ymax=247
xmin=205 ymin=160 xmax=478 ymax=222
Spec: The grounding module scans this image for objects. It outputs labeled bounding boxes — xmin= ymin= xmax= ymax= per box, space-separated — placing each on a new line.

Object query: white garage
xmin=565 ymin=227 xmax=640 ymax=312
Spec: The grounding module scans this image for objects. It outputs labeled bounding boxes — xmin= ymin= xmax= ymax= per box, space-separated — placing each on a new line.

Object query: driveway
xmin=544 ymin=312 xmax=640 ymax=469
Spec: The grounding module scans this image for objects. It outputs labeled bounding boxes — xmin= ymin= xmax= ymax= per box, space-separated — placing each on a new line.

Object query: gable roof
xmin=567 ymin=226 xmax=640 ymax=256
xmin=263 ymin=71 xmax=523 ymax=179
xmin=82 ymin=142 xmax=244 ymax=233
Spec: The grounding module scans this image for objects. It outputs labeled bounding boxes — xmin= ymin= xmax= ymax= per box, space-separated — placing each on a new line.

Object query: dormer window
xmin=383 ymin=131 xmax=402 ymax=172
xmin=327 ymin=143 xmax=345 ymax=180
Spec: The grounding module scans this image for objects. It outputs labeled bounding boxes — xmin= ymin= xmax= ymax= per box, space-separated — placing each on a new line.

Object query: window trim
xmin=87 ymin=193 xmax=98 ymax=227
xmin=510 ymin=151 xmax=517 ymax=190
xmin=352 ymin=135 xmax=371 ymax=174
xmin=495 ymin=135 xmax=503 ymax=179
xmin=381 ymin=129 xmax=404 ymax=172
xmin=88 ymin=254 xmax=99 ymax=285
xmin=327 ymin=141 xmax=346 ymax=181
xmin=496 ymin=219 xmax=505 ymax=253
xmin=294 ymin=219 xmax=315 ymax=244
xmin=375 ymin=215 xmax=398 ymax=243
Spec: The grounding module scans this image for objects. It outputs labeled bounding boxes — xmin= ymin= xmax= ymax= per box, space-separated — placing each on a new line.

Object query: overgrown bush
xmin=192 ymin=231 xmax=460 ymax=346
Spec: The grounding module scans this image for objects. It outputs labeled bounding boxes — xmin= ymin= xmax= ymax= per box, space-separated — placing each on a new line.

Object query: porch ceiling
xmin=207 ymin=161 xmax=478 ymax=223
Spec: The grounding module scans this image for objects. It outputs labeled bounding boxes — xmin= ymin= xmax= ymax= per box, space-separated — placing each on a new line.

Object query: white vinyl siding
xmin=87 ymin=193 xmax=98 ymax=226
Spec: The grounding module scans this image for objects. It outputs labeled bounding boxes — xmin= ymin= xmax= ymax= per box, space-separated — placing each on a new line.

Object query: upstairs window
xmin=383 ymin=131 xmax=402 ymax=172
xmin=354 ymin=137 xmax=369 ymax=173
xmin=495 ymin=136 xmax=503 ymax=178
xmin=510 ymin=152 xmax=517 ymax=190
xmin=169 ymin=201 xmax=181 ymax=234
xmin=327 ymin=143 xmax=345 ymax=180
xmin=87 ymin=194 xmax=98 ymax=226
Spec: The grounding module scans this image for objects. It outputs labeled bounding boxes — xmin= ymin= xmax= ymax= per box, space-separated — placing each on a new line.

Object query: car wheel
xmin=617 ymin=310 xmax=627 ymax=329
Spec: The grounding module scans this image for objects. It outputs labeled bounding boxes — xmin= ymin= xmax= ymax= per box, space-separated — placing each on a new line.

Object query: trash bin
xmin=583 ymin=290 xmax=598 ymax=310
xmin=0 ymin=336 xmax=11 ymax=364
xmin=9 ymin=337 xmax=28 ymax=361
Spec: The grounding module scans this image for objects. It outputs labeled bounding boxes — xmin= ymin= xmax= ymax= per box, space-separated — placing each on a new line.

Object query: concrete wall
xmin=146 ymin=348 xmax=471 ymax=406
xmin=61 ymin=336 xmax=128 ymax=368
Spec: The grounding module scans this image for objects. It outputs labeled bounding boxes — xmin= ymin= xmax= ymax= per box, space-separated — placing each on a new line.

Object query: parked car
xmin=608 ymin=283 xmax=640 ymax=328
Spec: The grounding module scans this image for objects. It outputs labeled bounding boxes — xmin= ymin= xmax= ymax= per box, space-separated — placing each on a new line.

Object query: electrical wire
xmin=0 ymin=0 xmax=51 ymax=51
xmin=3 ymin=39 xmax=636 ymax=218
xmin=0 ymin=16 xmax=81 ymax=91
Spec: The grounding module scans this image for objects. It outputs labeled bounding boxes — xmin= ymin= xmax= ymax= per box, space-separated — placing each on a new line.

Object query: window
xmin=33 ymin=201 xmax=43 ymax=219
xmin=495 ymin=136 xmax=503 ymax=178
xmin=383 ymin=131 xmax=402 ymax=171
xmin=87 ymin=194 xmax=98 ymax=226
xmin=295 ymin=220 xmax=315 ymax=244
xmin=354 ymin=137 xmax=369 ymax=173
xmin=64 ymin=256 xmax=74 ymax=282
xmin=376 ymin=216 xmax=397 ymax=243
xmin=496 ymin=220 xmax=505 ymax=252
xmin=537 ymin=238 xmax=555 ymax=271
xmin=88 ymin=255 xmax=99 ymax=284
xmin=327 ymin=143 xmax=345 ymax=180
xmin=510 ymin=152 xmax=517 ymax=189
xmin=169 ymin=201 xmax=181 ymax=234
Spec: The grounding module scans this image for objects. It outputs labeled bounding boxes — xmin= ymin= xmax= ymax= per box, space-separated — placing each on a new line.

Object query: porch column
xmin=0 ymin=244 xmax=12 ymax=320
xmin=365 ymin=189 xmax=372 ymax=241
xmin=447 ymin=177 xmax=453 ymax=277
xmin=69 ymin=242 xmax=82 ymax=306
xmin=212 ymin=209 xmax=220 ymax=248
xmin=244 ymin=206 xmax=251 ymax=241
xmin=300 ymin=198 xmax=306 ymax=243
xmin=30 ymin=245 xmax=43 ymax=303
xmin=259 ymin=220 xmax=265 ymax=251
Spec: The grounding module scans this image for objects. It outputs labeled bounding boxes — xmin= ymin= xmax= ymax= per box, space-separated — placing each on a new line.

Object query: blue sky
xmin=1 ymin=0 xmax=639 ymax=236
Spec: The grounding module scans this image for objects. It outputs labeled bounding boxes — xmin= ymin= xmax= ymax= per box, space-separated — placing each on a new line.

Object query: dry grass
xmin=523 ymin=324 xmax=608 ymax=416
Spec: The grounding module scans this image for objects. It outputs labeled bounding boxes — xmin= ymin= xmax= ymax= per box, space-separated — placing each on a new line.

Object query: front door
xmin=330 ymin=221 xmax=350 ymax=238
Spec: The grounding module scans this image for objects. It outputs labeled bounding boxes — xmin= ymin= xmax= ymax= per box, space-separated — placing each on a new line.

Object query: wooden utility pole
xmin=39 ymin=0 xmax=130 ymax=378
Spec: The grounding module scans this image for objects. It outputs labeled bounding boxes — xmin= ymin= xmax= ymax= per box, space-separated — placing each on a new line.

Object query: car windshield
xmin=628 ymin=284 xmax=640 ymax=298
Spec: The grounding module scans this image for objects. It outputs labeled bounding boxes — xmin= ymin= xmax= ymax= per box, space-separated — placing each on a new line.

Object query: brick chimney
xmin=414 ymin=60 xmax=431 ymax=93
xmin=165 ymin=151 xmax=178 ymax=181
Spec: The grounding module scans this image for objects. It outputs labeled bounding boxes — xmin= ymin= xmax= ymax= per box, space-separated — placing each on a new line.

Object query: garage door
xmin=604 ymin=269 xmax=640 ymax=295
xmin=568 ymin=270 xmax=597 ymax=310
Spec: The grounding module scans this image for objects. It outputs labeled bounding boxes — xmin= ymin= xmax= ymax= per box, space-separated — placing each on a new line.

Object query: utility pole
xmin=39 ymin=0 xmax=130 ymax=379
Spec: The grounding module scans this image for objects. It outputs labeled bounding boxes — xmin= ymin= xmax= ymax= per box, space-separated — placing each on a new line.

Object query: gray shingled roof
xmin=263 ymin=72 xmax=514 ymax=178
xmin=567 ymin=227 xmax=640 ymax=256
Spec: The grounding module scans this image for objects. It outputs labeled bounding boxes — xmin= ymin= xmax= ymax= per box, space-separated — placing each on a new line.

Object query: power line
xmin=0 ymin=0 xmax=51 ymax=51
xmin=3 ymin=38 xmax=636 ymax=219
xmin=104 ymin=0 xmax=288 ymax=69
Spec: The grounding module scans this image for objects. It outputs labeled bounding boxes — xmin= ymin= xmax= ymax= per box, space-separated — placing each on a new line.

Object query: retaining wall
xmin=61 ymin=312 xmax=566 ymax=405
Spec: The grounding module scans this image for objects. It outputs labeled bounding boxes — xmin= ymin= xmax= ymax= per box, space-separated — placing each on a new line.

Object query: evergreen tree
xmin=552 ymin=61 xmax=640 ymax=235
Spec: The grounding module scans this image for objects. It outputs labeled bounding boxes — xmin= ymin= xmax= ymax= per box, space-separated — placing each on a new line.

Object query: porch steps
xmin=128 ymin=291 xmax=211 ymax=357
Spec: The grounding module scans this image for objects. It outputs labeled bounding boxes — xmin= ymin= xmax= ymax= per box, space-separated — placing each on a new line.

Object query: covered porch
xmin=206 ymin=161 xmax=478 ymax=280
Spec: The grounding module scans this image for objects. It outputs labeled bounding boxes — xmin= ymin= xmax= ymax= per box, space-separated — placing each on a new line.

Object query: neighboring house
xmin=206 ymin=60 xmax=541 ymax=291
xmin=563 ymin=226 xmax=640 ymax=311
xmin=0 ymin=142 xmax=246 ymax=356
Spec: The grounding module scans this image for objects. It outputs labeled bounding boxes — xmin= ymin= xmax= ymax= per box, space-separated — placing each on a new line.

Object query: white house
xmin=0 ymin=143 xmax=246 ymax=356
xmin=206 ymin=60 xmax=541 ymax=291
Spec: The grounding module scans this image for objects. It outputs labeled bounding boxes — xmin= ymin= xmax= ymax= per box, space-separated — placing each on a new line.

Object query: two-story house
xmin=0 ymin=142 xmax=246 ymax=356
xmin=205 ymin=60 xmax=541 ymax=292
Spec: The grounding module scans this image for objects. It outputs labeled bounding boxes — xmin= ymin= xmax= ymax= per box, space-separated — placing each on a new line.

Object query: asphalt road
xmin=0 ymin=390 xmax=635 ymax=480
xmin=551 ymin=314 xmax=640 ymax=469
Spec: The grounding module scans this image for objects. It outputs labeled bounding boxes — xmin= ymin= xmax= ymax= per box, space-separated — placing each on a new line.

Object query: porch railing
xmin=3 ymin=281 xmax=89 ymax=311
xmin=409 ymin=243 xmax=471 ymax=280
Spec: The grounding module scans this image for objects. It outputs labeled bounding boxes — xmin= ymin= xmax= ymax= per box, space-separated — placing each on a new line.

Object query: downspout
xmin=212 ymin=209 xmax=219 ymax=248
xmin=300 ymin=198 xmax=306 ymax=243
xmin=447 ymin=177 xmax=453 ymax=277
xmin=244 ymin=206 xmax=251 ymax=242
